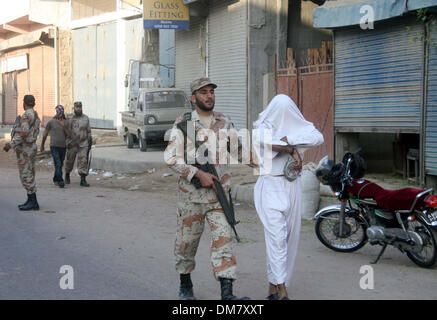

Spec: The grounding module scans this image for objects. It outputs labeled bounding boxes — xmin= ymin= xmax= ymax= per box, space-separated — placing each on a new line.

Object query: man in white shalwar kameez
xmin=253 ymin=94 xmax=324 ymax=300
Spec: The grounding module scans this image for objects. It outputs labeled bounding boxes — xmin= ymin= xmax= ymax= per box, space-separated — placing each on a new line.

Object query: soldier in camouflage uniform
xmin=165 ymin=77 xmax=249 ymax=300
xmin=64 ymin=101 xmax=92 ymax=187
xmin=3 ymin=95 xmax=41 ymax=210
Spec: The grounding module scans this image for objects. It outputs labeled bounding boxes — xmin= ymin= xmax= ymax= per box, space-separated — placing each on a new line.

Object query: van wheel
xmin=126 ymin=133 xmax=134 ymax=149
xmin=139 ymin=136 xmax=147 ymax=152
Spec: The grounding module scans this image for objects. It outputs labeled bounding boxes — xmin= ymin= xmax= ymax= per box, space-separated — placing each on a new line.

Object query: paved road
xmin=1 ymin=168 xmax=437 ymax=300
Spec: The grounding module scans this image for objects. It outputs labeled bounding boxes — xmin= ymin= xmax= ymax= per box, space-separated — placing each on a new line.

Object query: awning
xmin=313 ymin=0 xmax=437 ymax=29
xmin=408 ymin=0 xmax=437 ymax=11
xmin=0 ymin=26 xmax=52 ymax=52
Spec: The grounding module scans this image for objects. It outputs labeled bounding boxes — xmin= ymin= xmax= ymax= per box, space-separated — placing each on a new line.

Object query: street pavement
xmin=1 ymin=166 xmax=437 ymax=300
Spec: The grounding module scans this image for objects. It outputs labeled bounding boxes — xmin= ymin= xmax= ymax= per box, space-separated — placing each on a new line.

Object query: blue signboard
xmin=144 ymin=0 xmax=190 ymax=30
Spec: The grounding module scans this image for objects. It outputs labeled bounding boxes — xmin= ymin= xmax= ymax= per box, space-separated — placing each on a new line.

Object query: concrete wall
xmin=248 ymin=0 xmax=288 ymax=130
xmin=122 ymin=0 xmax=141 ymax=9
xmin=29 ymin=0 xmax=70 ymax=29
xmin=0 ymin=0 xmax=69 ymax=28
xmin=58 ymin=29 xmax=72 ymax=113
xmin=71 ymin=0 xmax=116 ymax=20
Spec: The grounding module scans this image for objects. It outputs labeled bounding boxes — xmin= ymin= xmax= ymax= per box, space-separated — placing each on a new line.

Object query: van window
xmin=145 ymin=91 xmax=190 ymax=109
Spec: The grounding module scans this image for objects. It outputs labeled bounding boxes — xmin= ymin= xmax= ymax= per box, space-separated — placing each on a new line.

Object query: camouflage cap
xmin=190 ymin=77 xmax=217 ymax=94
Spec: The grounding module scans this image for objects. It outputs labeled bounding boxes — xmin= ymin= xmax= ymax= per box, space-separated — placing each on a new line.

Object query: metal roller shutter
xmin=2 ymin=71 xmax=17 ymax=124
xmin=425 ymin=24 xmax=437 ymax=175
xmin=73 ymin=23 xmax=117 ymax=128
xmin=175 ymin=16 xmax=207 ymax=96
xmin=96 ymin=23 xmax=117 ymax=129
xmin=73 ymin=27 xmax=97 ymax=125
xmin=334 ymin=20 xmax=424 ymax=133
xmin=208 ymin=0 xmax=247 ymax=130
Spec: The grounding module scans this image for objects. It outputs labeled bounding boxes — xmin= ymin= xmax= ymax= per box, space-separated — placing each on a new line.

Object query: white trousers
xmin=254 ymin=174 xmax=302 ymax=287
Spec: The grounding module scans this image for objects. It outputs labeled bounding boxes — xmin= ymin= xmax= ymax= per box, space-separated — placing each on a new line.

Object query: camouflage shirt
xmin=10 ymin=108 xmax=41 ymax=149
xmin=165 ymin=110 xmax=244 ymax=203
xmin=65 ymin=113 xmax=92 ymax=148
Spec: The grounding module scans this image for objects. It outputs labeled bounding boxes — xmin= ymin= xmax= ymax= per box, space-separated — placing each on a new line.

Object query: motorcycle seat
xmin=347 ymin=179 xmax=425 ymax=211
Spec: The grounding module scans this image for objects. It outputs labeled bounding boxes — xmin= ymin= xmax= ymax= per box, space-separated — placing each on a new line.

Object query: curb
xmin=90 ymin=156 xmax=167 ymax=174
xmin=88 ymin=145 xmax=168 ymax=174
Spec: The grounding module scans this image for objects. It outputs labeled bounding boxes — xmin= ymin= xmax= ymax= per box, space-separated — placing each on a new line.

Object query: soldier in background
xmin=3 ymin=94 xmax=41 ymax=211
xmin=64 ymin=101 xmax=92 ymax=187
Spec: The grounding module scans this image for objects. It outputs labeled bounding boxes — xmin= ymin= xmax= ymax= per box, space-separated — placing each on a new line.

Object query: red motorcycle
xmin=315 ymin=149 xmax=437 ymax=268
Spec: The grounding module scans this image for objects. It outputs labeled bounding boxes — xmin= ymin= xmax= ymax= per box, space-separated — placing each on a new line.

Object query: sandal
xmin=266 ymin=292 xmax=279 ymax=300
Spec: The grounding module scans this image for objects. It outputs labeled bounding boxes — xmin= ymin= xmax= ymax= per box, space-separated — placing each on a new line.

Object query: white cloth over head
xmin=253 ymin=94 xmax=324 ymax=288
xmin=253 ymin=94 xmax=324 ymax=175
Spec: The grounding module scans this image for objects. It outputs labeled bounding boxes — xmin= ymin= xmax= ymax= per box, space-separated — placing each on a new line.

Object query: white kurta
xmin=253 ymin=94 xmax=323 ymax=287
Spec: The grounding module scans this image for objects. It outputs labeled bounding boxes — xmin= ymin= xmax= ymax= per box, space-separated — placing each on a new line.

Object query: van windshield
xmin=145 ymin=91 xmax=190 ymax=109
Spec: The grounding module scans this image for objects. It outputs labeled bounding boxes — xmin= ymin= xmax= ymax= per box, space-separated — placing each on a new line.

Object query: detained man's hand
xmin=292 ymin=149 xmax=302 ymax=172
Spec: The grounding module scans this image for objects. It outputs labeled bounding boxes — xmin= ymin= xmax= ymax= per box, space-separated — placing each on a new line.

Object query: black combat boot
xmin=219 ymin=278 xmax=250 ymax=300
xmin=80 ymin=174 xmax=90 ymax=187
xmin=65 ymin=173 xmax=70 ymax=184
xmin=18 ymin=194 xmax=30 ymax=209
xmin=19 ymin=193 xmax=39 ymax=211
xmin=179 ymin=273 xmax=195 ymax=300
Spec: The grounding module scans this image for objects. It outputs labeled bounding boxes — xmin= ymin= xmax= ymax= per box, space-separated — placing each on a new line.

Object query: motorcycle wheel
xmin=315 ymin=210 xmax=367 ymax=252
xmin=406 ymin=218 xmax=437 ymax=268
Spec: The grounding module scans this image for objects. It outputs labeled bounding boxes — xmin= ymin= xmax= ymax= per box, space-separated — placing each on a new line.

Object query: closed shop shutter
xmin=73 ymin=23 xmax=117 ymax=128
xmin=175 ymin=16 xmax=207 ymax=96
xmin=334 ymin=19 xmax=424 ymax=132
xmin=73 ymin=27 xmax=97 ymax=125
xmin=96 ymin=23 xmax=117 ymax=128
xmin=2 ymin=71 xmax=17 ymax=124
xmin=2 ymin=42 xmax=55 ymax=126
xmin=208 ymin=0 xmax=247 ymax=130
xmin=125 ymin=18 xmax=143 ymax=71
xmin=12 ymin=45 xmax=54 ymax=126
xmin=425 ymin=24 xmax=437 ymax=175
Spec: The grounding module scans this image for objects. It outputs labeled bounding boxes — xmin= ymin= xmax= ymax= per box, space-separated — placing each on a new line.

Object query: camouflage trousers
xmin=65 ymin=145 xmax=88 ymax=175
xmin=174 ymin=200 xmax=237 ymax=280
xmin=15 ymin=143 xmax=37 ymax=195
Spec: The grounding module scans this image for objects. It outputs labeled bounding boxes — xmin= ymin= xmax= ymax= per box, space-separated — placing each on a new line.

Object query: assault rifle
xmin=11 ymin=115 xmax=21 ymax=140
xmin=176 ymin=119 xmax=241 ymax=242
xmin=87 ymin=138 xmax=93 ymax=175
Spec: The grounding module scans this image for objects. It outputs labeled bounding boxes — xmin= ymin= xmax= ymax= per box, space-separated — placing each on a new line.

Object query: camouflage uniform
xmin=9 ymin=109 xmax=41 ymax=194
xmin=165 ymin=110 xmax=243 ymax=280
xmin=65 ymin=113 xmax=92 ymax=175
